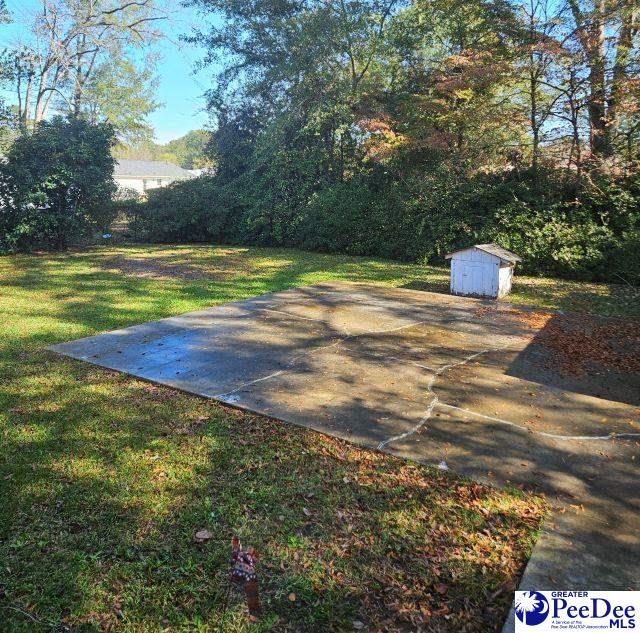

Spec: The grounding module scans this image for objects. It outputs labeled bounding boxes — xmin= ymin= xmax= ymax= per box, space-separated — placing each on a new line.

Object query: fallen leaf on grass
xmin=194 ymin=529 xmax=214 ymax=543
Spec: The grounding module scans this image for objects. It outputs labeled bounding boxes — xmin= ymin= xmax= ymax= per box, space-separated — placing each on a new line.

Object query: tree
xmin=9 ymin=0 xmax=165 ymax=132
xmin=0 ymin=1 xmax=13 ymax=144
xmin=0 ymin=116 xmax=117 ymax=251
xmin=131 ymin=0 xmax=640 ymax=282
xmin=564 ymin=0 xmax=639 ymax=158
xmin=516 ymin=0 xmax=564 ymax=170
xmin=83 ymin=54 xmax=160 ymax=144
xmin=0 ymin=54 xmax=13 ymax=145
xmin=114 ymin=129 xmax=213 ymax=168
xmin=377 ymin=0 xmax=525 ymax=171
xmin=161 ymin=130 xmax=212 ymax=169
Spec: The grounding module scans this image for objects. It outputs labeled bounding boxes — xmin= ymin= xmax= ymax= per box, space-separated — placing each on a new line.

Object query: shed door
xmin=453 ymin=262 xmax=497 ymax=296
xmin=460 ymin=264 xmax=484 ymax=295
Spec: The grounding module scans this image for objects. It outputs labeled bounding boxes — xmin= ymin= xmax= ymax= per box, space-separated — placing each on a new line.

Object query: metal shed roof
xmin=444 ymin=243 xmax=522 ymax=264
xmin=114 ymin=160 xmax=195 ymax=179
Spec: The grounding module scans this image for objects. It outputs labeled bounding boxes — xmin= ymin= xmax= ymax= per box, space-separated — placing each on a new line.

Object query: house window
xmin=143 ymin=179 xmax=149 ymax=191
xmin=157 ymin=179 xmax=162 ymax=186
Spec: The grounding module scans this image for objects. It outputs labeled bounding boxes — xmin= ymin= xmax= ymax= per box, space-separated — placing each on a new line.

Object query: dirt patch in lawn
xmin=100 ymin=254 xmax=218 ymax=280
xmin=99 ymin=249 xmax=255 ymax=281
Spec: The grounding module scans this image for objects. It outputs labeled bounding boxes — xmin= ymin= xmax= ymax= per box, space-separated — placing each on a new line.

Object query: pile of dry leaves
xmin=503 ymin=308 xmax=640 ymax=376
xmin=474 ymin=304 xmax=639 ymax=376
xmin=535 ymin=316 xmax=640 ymax=376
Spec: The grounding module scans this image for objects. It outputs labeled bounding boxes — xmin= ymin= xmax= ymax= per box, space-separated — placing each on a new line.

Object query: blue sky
xmin=0 ymin=0 xmax=214 ymax=143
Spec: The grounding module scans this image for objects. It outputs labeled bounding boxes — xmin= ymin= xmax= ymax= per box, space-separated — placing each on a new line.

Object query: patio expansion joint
xmin=377 ymin=346 xmax=640 ymax=449
xmin=212 ymin=318 xmax=429 ymax=402
xmin=436 ymin=403 xmax=640 ymax=442
xmin=377 ymin=348 xmax=493 ymax=449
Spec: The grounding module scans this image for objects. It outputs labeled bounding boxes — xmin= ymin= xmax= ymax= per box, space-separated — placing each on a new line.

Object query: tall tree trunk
xmin=587 ymin=48 xmax=608 ymax=156
xmin=73 ymin=36 xmax=84 ymax=115
xmin=530 ymin=61 xmax=540 ymax=171
xmin=567 ymin=66 xmax=583 ymax=180
xmin=568 ymin=0 xmax=611 ymax=158
xmin=608 ymin=0 xmax=637 ymax=139
xmin=21 ymin=63 xmax=33 ymax=129
xmin=33 ymin=67 xmax=50 ymax=124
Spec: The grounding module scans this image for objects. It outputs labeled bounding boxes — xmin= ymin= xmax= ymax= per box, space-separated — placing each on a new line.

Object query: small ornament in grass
xmin=230 ymin=536 xmax=261 ymax=616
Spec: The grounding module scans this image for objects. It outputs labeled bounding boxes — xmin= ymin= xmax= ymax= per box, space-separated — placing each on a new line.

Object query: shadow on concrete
xmin=47 ymin=282 xmax=640 ymax=593
xmin=506 ymin=312 xmax=640 ymax=407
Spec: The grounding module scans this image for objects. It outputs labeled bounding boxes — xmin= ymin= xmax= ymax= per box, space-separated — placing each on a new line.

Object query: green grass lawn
xmin=4 ymin=243 xmax=632 ymax=632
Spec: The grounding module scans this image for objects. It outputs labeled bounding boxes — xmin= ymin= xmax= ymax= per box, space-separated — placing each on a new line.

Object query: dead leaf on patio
xmin=194 ymin=529 xmax=214 ymax=543
xmin=535 ymin=315 xmax=640 ymax=376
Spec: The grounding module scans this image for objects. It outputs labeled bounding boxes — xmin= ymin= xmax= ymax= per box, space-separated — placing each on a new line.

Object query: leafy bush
xmin=113 ymin=186 xmax=142 ymax=204
xmin=136 ymin=176 xmax=239 ymax=243
xmin=136 ymin=160 xmax=640 ymax=283
xmin=607 ymin=231 xmax=640 ymax=285
xmin=0 ymin=116 xmax=117 ymax=251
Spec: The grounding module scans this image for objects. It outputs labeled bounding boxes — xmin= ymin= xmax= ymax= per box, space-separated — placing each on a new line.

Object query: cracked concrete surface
xmin=377 ymin=347 xmax=497 ymax=449
xmin=49 ymin=281 xmax=640 ymax=615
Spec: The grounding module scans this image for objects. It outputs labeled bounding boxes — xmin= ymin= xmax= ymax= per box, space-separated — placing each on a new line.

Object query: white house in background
xmin=445 ymin=243 xmax=521 ymax=299
xmin=114 ymin=159 xmax=195 ymax=195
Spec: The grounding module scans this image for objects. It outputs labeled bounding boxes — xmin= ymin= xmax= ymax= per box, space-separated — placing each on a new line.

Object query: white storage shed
xmin=445 ymin=244 xmax=521 ymax=299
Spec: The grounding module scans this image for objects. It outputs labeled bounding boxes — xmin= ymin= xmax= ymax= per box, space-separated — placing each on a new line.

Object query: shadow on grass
xmin=9 ymin=246 xmax=638 ymax=627
xmin=0 ymin=353 xmax=539 ymax=631
xmin=0 ymin=247 xmax=544 ymax=631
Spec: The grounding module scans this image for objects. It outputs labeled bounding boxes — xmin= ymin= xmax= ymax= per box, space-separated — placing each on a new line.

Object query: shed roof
xmin=445 ymin=243 xmax=522 ymax=264
xmin=114 ymin=159 xmax=195 ymax=179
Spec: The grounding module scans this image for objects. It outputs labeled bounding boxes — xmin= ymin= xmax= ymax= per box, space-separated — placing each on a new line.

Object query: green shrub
xmin=136 ymin=176 xmax=230 ymax=242
xmin=0 ymin=116 xmax=116 ymax=251
xmin=136 ymin=161 xmax=640 ymax=283
xmin=607 ymin=231 xmax=640 ymax=285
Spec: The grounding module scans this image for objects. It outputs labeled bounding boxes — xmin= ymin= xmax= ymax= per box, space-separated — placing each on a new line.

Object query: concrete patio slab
xmin=49 ymin=282 xmax=640 ymax=607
